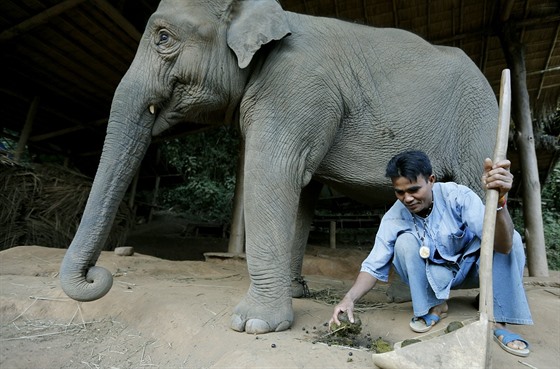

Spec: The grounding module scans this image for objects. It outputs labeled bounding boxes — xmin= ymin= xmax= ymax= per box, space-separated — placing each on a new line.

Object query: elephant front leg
xmin=230 ymin=164 xmax=302 ymax=334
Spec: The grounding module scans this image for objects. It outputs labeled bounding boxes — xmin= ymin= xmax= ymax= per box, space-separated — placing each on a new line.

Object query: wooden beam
xmin=426 ymin=0 xmax=431 ymax=40
xmin=500 ymin=0 xmax=515 ymax=22
xmin=530 ymin=82 xmax=560 ymax=89
xmin=0 ymin=0 xmax=87 ymax=43
xmin=30 ymin=118 xmax=107 ymax=142
xmin=457 ymin=0 xmax=464 ymax=49
xmin=479 ymin=0 xmax=489 ymax=72
xmin=91 ymin=0 xmax=142 ymax=42
xmin=537 ymin=23 xmax=559 ymax=99
xmin=516 ymin=13 xmax=560 ymax=28
xmin=14 ymin=96 xmax=41 ymax=163
xmin=303 ymin=0 xmax=309 ymax=14
xmin=392 ymin=0 xmax=399 ymax=28
xmin=479 ymin=35 xmax=489 ymax=74
xmin=432 ymin=13 xmax=560 ymax=45
xmin=334 ymin=0 xmax=339 ymax=18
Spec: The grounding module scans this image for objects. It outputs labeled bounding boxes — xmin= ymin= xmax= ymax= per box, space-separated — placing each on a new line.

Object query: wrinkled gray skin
xmin=60 ymin=0 xmax=498 ymax=334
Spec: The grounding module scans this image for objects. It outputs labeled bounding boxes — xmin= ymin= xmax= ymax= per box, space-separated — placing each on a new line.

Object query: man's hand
xmin=329 ymin=297 xmax=355 ymax=327
xmin=482 ymin=158 xmax=513 ymax=200
xmin=328 ymin=272 xmax=377 ymax=327
xmin=482 ymin=158 xmax=515 ymax=253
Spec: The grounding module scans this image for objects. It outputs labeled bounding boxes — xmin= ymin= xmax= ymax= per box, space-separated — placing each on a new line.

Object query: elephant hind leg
xmin=291 ymin=180 xmax=322 ymax=298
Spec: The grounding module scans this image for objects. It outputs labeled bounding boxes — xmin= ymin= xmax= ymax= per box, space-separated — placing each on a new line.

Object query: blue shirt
xmin=361 ymin=182 xmax=485 ymax=282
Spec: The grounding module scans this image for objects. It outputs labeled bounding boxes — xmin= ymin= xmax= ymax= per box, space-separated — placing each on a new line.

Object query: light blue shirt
xmin=361 ymin=182 xmax=485 ymax=283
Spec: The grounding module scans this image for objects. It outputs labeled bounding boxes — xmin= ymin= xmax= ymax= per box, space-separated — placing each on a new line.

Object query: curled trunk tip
xmin=60 ymin=264 xmax=114 ymax=302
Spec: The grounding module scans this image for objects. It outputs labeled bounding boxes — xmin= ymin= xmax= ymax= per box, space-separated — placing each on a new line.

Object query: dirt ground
xmin=1 ymin=240 xmax=559 ymax=369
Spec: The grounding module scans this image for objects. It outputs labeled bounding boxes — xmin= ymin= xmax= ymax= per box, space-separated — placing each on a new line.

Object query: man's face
xmin=391 ymin=174 xmax=435 ymax=215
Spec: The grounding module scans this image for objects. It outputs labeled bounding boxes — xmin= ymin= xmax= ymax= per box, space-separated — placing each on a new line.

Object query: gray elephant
xmin=60 ymin=0 xmax=499 ymax=334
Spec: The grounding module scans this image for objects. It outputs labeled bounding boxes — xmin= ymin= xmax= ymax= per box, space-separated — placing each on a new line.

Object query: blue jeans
xmin=392 ymin=232 xmax=533 ymax=325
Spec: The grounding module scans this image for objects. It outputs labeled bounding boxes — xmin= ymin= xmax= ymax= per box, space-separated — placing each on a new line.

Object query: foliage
xmin=540 ymin=108 xmax=560 ymax=137
xmin=159 ymin=126 xmax=240 ymax=223
xmin=541 ymin=162 xmax=560 ymax=270
xmin=2 ymin=128 xmax=68 ymax=166
xmin=0 ymin=129 xmax=25 ymax=162
xmin=511 ymin=161 xmax=560 ymax=271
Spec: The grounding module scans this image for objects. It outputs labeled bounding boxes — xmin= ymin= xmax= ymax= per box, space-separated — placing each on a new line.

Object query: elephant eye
xmin=157 ymin=30 xmax=170 ymax=45
xmin=153 ymin=27 xmax=179 ymax=55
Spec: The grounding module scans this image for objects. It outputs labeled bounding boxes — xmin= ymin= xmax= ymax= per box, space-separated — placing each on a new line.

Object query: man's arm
xmin=330 ymin=272 xmax=378 ymax=326
xmin=483 ymin=158 xmax=515 ymax=254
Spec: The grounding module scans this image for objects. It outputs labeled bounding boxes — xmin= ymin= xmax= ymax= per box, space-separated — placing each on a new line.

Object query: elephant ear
xmin=227 ymin=0 xmax=291 ymax=69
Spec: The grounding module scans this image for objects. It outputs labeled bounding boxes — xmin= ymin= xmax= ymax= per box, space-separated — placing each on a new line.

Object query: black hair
xmin=385 ymin=150 xmax=433 ymax=182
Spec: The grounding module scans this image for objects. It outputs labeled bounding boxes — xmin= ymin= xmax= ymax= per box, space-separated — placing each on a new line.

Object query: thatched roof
xmin=1 ymin=0 xmax=558 ymax=179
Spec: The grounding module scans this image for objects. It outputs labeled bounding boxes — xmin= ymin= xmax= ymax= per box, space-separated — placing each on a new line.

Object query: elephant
xmin=60 ymin=0 xmax=499 ymax=334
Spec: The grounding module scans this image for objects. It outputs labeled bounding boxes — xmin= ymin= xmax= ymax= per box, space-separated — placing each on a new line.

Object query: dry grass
xmin=1 ymin=297 xmax=161 ymax=369
xmin=0 ymin=157 xmax=132 ymax=251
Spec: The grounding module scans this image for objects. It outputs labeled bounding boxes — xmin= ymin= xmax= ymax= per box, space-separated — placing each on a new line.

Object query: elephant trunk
xmin=60 ymin=81 xmax=154 ymax=301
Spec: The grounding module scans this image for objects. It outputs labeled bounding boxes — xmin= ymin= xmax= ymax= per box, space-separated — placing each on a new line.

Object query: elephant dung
xmin=329 ymin=312 xmax=362 ymax=336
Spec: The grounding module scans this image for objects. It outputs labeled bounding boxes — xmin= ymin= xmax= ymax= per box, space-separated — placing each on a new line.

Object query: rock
xmin=114 ymin=246 xmax=134 ymax=256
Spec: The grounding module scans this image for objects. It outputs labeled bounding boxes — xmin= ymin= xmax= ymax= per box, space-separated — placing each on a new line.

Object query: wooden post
xmin=148 ymin=147 xmax=161 ymax=223
xmin=14 ymin=96 xmax=40 ymax=163
xmin=329 ymin=220 xmax=336 ymax=249
xmin=128 ymin=168 xmax=140 ymax=228
xmin=128 ymin=170 xmax=139 ymax=210
xmin=499 ymin=24 xmax=549 ymax=277
xmin=228 ymin=139 xmax=245 ymax=254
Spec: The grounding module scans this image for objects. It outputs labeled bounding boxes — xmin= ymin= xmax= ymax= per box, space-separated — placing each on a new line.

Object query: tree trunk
xmin=499 ymin=24 xmax=549 ymax=277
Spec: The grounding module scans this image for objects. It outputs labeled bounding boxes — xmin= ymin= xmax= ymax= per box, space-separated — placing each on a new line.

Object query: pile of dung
xmin=314 ymin=312 xmax=392 ymax=353
xmin=0 ymin=158 xmax=132 ymax=251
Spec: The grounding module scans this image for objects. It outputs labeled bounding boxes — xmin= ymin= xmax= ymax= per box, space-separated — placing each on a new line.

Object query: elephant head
xmin=59 ymin=0 xmax=291 ymax=302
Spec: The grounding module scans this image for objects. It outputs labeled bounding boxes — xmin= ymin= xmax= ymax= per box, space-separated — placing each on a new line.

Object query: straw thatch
xmin=0 ymin=157 xmax=132 ymax=251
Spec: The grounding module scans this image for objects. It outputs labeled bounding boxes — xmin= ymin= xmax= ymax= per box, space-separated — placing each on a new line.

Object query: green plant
xmin=541 ymin=162 xmax=560 ymax=270
xmin=159 ymin=126 xmax=240 ymax=223
xmin=512 ymin=161 xmax=560 ymax=271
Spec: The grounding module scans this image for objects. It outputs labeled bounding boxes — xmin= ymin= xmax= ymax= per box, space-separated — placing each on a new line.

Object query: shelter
xmin=1 ymin=0 xmax=558 ymax=175
xmin=1 ymin=1 xmax=558 ymax=274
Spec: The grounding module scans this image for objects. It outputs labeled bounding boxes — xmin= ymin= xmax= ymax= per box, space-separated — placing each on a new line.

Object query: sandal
xmin=493 ymin=329 xmax=530 ymax=357
xmin=409 ymin=312 xmax=448 ymax=333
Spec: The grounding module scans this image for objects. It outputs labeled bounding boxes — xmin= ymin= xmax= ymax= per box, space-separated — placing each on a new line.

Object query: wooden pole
xmin=499 ymin=24 xmax=549 ymax=277
xmin=329 ymin=221 xmax=336 ymax=249
xmin=479 ymin=69 xmax=512 ymax=368
xmin=148 ymin=147 xmax=161 ymax=223
xmin=14 ymin=96 xmax=40 ymax=163
xmin=228 ymin=139 xmax=245 ymax=254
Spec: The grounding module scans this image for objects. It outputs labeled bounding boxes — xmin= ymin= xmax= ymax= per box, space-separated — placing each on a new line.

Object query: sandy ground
xmin=1 ymin=244 xmax=559 ymax=369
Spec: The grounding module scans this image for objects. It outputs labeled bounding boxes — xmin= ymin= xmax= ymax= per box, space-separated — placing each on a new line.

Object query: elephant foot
xmin=231 ymin=316 xmax=292 ymax=334
xmin=230 ymin=295 xmax=294 ymax=334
